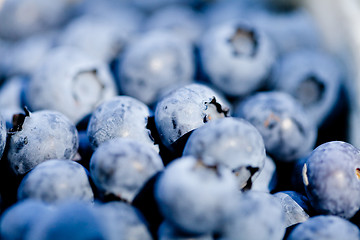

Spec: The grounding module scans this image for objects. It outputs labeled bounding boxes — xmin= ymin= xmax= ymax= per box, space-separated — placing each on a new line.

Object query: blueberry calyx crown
xmin=203 ymin=96 xmax=230 ymax=123
xmin=8 ymin=106 xmax=31 ymax=135
xmin=228 ymin=26 xmax=259 ymax=58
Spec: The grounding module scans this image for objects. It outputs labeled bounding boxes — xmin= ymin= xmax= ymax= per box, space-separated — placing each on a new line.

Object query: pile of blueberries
xmin=0 ymin=0 xmax=358 ymax=239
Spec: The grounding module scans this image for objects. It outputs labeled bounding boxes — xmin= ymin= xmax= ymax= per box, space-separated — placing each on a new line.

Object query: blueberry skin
xmin=203 ymin=0 xmax=257 ymax=28
xmin=24 ymin=201 xmax=106 ymax=240
xmin=87 ymin=96 xmax=158 ymax=152
xmin=249 ymin=8 xmax=321 ymax=55
xmin=235 ymin=91 xmax=317 ymax=162
xmin=77 ymin=0 xmax=144 ymax=35
xmin=0 ymin=76 xmax=25 ymax=111
xmin=26 ymin=46 xmax=117 ymax=124
xmin=200 ymin=20 xmax=276 ymax=97
xmin=251 ymin=155 xmax=277 ymax=192
xmin=220 ymin=191 xmax=286 ymax=240
xmin=0 ymin=114 xmax=6 ymax=160
xmin=0 ymin=200 xmax=52 ymax=240
xmin=17 ymin=160 xmax=94 ymax=204
xmin=132 ymin=0 xmax=198 ymax=11
xmin=0 ymin=0 xmax=80 ymax=40
xmin=158 ymin=221 xmax=214 ymax=240
xmin=183 ymin=117 xmax=266 ymax=190
xmin=155 ymin=83 xmax=230 ymax=150
xmin=58 ymin=15 xmax=132 ymax=63
xmin=118 ymin=29 xmax=195 ymax=105
xmin=280 ymin=191 xmax=313 ymax=214
xmin=7 ymin=110 xmax=79 ymax=175
xmin=273 ymin=192 xmax=310 ymax=227
xmin=287 ymin=215 xmax=360 ymax=240
xmin=269 ymin=49 xmax=342 ymax=126
xmin=94 ymin=201 xmax=152 ymax=240
xmin=0 ymin=31 xmax=56 ymax=77
xmin=145 ymin=4 xmax=205 ymax=45
xmin=302 ymin=141 xmax=360 ymax=219
xmin=89 ymin=138 xmax=163 ymax=202
xmin=155 ymin=156 xmax=238 ymax=235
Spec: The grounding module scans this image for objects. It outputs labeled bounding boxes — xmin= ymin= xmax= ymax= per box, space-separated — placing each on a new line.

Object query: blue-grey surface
xmin=303 ymin=141 xmax=360 ymax=219
xmin=155 ymin=156 xmax=238 ymax=235
xmin=235 ymin=91 xmax=317 ymax=162
xmin=58 ymin=15 xmax=134 ymax=62
xmin=158 ymin=221 xmax=214 ymax=240
xmin=0 ymin=32 xmax=56 ymax=77
xmin=220 ymin=191 xmax=286 ymax=240
xmin=200 ymin=20 xmax=275 ymax=97
xmin=94 ymin=201 xmax=152 ymax=240
xmin=24 ymin=201 xmax=106 ymax=240
xmin=145 ymin=4 xmax=205 ymax=45
xmin=17 ymin=160 xmax=94 ymax=204
xmin=0 ymin=200 xmax=53 ymax=240
xmin=287 ymin=215 xmax=360 ymax=240
xmin=90 ymin=138 xmax=163 ymax=202
xmin=269 ymin=49 xmax=342 ymax=126
xmin=204 ymin=2 xmax=320 ymax=56
xmin=0 ymin=114 xmax=6 ymax=160
xmin=249 ymin=8 xmax=321 ymax=55
xmin=26 ymin=46 xmax=117 ymax=124
xmin=118 ymin=29 xmax=194 ymax=105
xmin=251 ymin=155 xmax=277 ymax=192
xmin=87 ymin=96 xmax=159 ymax=152
xmin=280 ymin=191 xmax=312 ymax=214
xmin=155 ymin=83 xmax=231 ymax=149
xmin=273 ymin=191 xmax=309 ymax=227
xmin=0 ymin=0 xmax=80 ymax=40
xmin=7 ymin=110 xmax=79 ymax=175
xmin=183 ymin=117 xmax=266 ymax=190
xmin=131 ymin=0 xmax=199 ymax=11
xmin=77 ymin=0 xmax=144 ymax=34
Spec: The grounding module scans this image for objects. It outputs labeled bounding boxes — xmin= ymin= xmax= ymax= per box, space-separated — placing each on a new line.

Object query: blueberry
xmin=220 ymin=191 xmax=286 ymax=240
xmin=7 ymin=109 xmax=79 ymax=175
xmin=279 ymin=191 xmax=313 ymax=214
xmin=235 ymin=91 xmax=317 ymax=162
xmin=269 ymin=49 xmax=342 ymax=126
xmin=94 ymin=201 xmax=152 ymax=240
xmin=302 ymin=141 xmax=360 ymax=219
xmin=249 ymin=8 xmax=321 ymax=55
xmin=89 ymin=138 xmax=163 ymax=202
xmin=132 ymin=0 xmax=198 ymax=12
xmin=158 ymin=221 xmax=214 ymax=240
xmin=273 ymin=191 xmax=310 ymax=227
xmin=0 ymin=31 xmax=56 ymax=77
xmin=58 ymin=15 xmax=132 ymax=63
xmin=24 ymin=201 xmax=106 ymax=240
xmin=287 ymin=215 xmax=360 ymax=240
xmin=26 ymin=46 xmax=117 ymax=124
xmin=77 ymin=0 xmax=144 ymax=36
xmin=118 ymin=29 xmax=195 ymax=106
xmin=0 ymin=76 xmax=27 ymax=129
xmin=200 ymin=20 xmax=276 ymax=97
xmin=203 ymin=0 xmax=258 ymax=27
xmin=0 ymin=0 xmax=80 ymax=40
xmin=0 ymin=114 xmax=6 ymax=159
xmin=155 ymin=156 xmax=238 ymax=235
xmin=251 ymin=155 xmax=278 ymax=192
xmin=0 ymin=199 xmax=53 ymax=240
xmin=145 ymin=4 xmax=205 ymax=45
xmin=155 ymin=83 xmax=230 ymax=150
xmin=0 ymin=76 xmax=26 ymax=111
xmin=17 ymin=159 xmax=94 ymax=204
xmin=183 ymin=117 xmax=266 ymax=190
xmin=87 ymin=96 xmax=159 ymax=152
